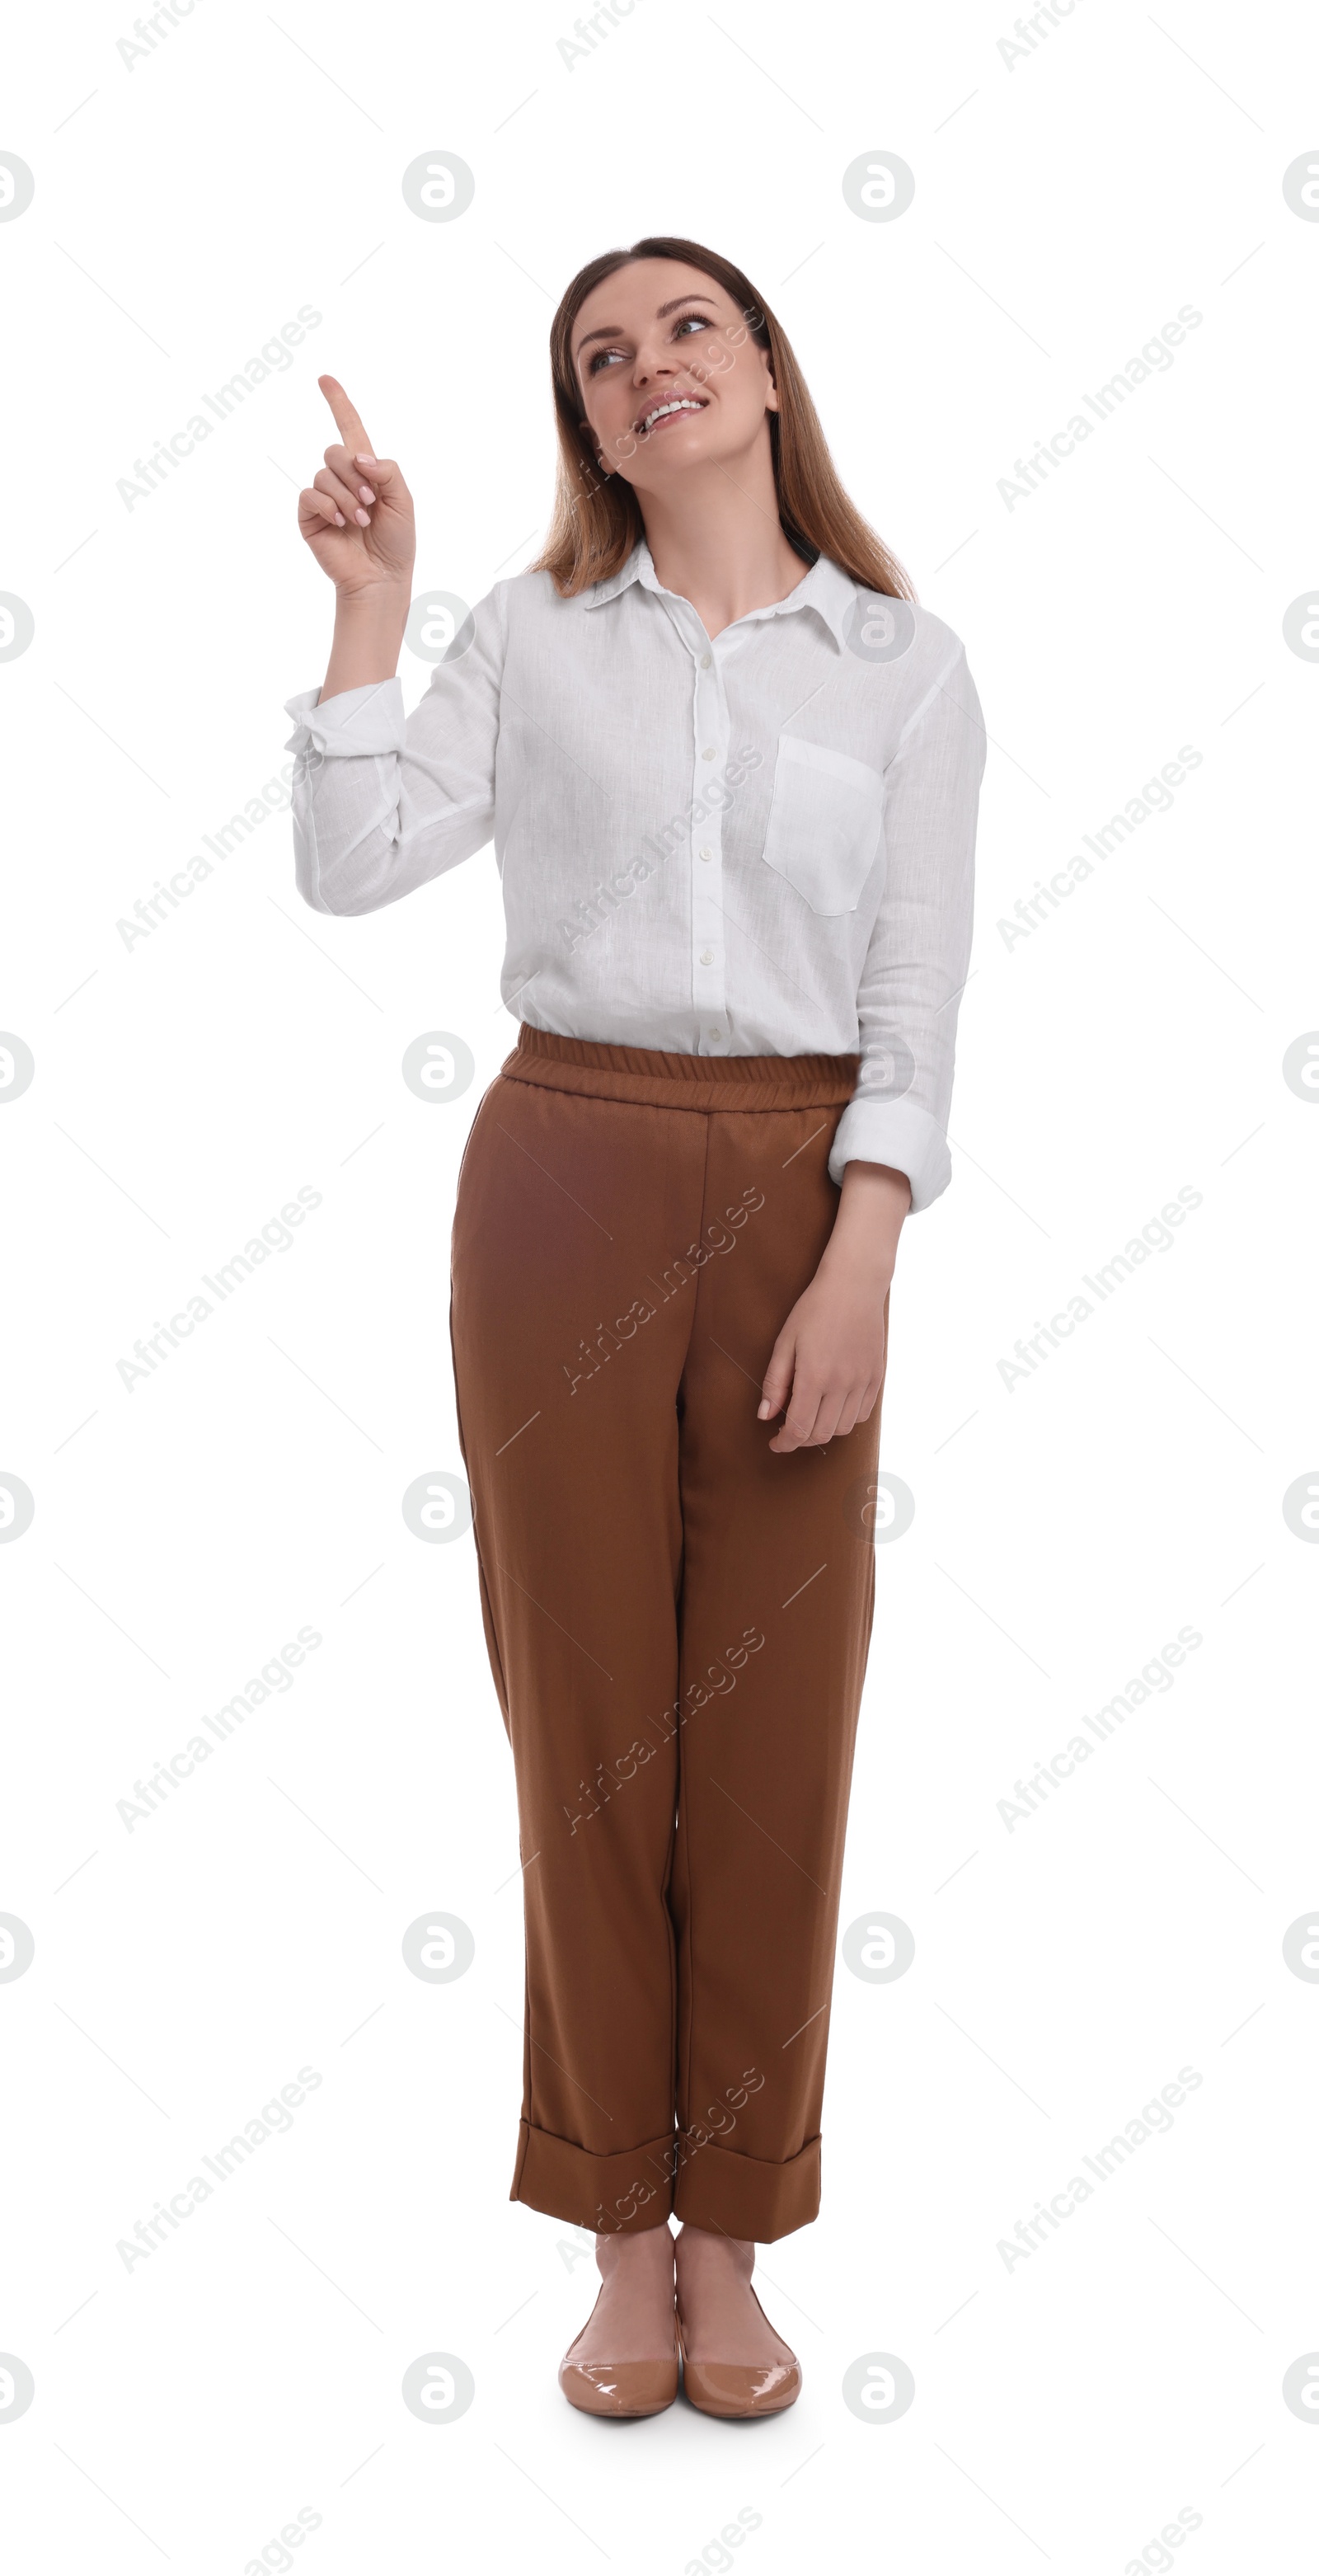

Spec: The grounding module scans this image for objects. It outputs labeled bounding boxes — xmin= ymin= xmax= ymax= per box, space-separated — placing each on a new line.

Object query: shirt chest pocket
xmin=760 ymin=733 xmax=885 ymax=916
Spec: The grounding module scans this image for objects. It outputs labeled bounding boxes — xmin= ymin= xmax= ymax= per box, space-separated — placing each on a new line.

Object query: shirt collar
xmin=583 ymin=538 xmax=856 ymax=653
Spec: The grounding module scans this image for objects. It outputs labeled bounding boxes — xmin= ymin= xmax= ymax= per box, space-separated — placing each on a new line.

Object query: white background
xmin=2 ymin=1 xmax=1318 ymax=2567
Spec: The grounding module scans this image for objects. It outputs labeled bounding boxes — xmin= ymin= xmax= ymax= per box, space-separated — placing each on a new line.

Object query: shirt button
xmin=698 ymin=845 xmax=713 ymax=862
xmin=700 ymin=947 xmax=714 ymax=966
xmin=701 ymin=746 xmax=716 ymax=760
xmin=708 ymin=1027 xmax=724 ymax=1042
xmin=699 ymin=652 xmax=712 ymax=669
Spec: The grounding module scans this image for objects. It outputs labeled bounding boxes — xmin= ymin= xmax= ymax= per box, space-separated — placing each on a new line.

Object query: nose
xmin=631 ymin=337 xmax=675 ymax=385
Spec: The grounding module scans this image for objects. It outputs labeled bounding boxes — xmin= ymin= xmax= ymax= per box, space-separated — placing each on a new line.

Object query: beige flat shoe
xmin=558 ymin=2291 xmax=680 ymax=2418
xmin=676 ymin=2287 xmax=801 ymax=2419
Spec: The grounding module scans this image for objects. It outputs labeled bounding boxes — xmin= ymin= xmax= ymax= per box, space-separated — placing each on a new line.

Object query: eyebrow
xmin=575 ymin=294 xmax=718 ymax=357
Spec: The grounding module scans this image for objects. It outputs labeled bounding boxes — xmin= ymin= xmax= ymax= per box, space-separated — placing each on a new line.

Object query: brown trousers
xmin=448 ymin=1027 xmax=887 ymax=2242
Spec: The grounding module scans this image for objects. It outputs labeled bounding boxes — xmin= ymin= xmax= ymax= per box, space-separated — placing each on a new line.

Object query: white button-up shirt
xmin=284 ymin=542 xmax=984 ymax=1209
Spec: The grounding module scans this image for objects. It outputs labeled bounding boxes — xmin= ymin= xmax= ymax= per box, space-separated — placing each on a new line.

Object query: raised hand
xmin=298 ymin=375 xmax=415 ymax=599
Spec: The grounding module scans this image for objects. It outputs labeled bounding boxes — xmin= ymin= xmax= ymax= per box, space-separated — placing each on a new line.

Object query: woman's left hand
xmin=758 ymin=1161 xmax=910 ymax=1455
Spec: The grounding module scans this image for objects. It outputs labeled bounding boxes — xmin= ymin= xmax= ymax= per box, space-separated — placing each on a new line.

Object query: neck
xmin=637 ymin=430 xmax=810 ymax=639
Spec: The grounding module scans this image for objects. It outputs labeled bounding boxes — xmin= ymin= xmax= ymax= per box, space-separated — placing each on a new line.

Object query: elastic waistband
xmin=500 ymin=1023 xmax=859 ymax=1114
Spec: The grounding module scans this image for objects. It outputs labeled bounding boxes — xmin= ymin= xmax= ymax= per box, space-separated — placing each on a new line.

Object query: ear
xmin=758 ymin=346 xmax=779 ymax=413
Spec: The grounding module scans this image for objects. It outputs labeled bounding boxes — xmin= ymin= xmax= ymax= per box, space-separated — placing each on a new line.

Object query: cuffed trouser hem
xmin=672 ymin=2131 xmax=821 ymax=2242
xmin=510 ymin=2119 xmax=677 ymax=2233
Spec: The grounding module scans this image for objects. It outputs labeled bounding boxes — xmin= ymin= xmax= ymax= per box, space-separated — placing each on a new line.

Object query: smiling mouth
xmin=635 ymin=393 xmax=709 ymax=438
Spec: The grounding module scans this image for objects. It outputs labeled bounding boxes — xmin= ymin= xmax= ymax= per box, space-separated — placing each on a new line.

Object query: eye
xmin=584 ymin=310 xmax=714 ymax=374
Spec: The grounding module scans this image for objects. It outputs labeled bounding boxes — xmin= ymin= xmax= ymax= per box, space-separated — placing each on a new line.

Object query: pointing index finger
xmin=318 ymin=374 xmax=376 ymax=462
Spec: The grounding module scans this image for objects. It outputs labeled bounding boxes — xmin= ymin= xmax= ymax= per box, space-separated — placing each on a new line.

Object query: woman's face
xmin=571 ymin=259 xmax=777 ymax=496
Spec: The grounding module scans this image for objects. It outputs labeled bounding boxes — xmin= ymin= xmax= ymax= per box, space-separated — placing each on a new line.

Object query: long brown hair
xmin=529 ymin=235 xmax=915 ymax=603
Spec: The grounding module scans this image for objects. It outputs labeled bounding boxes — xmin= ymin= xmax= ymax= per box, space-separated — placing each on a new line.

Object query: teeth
xmin=641 ymin=397 xmax=704 ymax=431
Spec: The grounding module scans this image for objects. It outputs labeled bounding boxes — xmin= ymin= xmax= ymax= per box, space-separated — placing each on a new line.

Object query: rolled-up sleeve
xmin=828 ymin=643 xmax=985 ymax=1210
xmin=283 ymin=584 xmax=505 ymax=915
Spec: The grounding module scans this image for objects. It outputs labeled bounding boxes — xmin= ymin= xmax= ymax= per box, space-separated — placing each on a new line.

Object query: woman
xmin=285 ymin=235 xmax=984 ymax=2420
